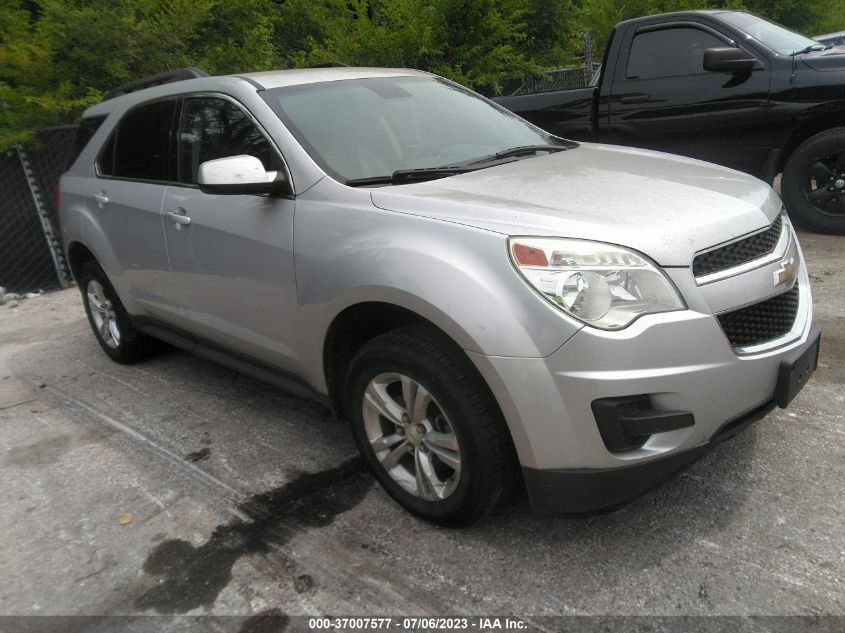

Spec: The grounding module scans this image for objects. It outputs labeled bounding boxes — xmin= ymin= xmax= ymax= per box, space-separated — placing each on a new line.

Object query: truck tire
xmin=79 ymin=261 xmax=158 ymax=364
xmin=344 ymin=324 xmax=518 ymax=527
xmin=781 ymin=128 xmax=845 ymax=235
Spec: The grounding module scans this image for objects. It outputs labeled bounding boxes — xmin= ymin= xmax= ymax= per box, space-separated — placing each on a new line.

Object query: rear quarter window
xmin=66 ymin=115 xmax=107 ymax=170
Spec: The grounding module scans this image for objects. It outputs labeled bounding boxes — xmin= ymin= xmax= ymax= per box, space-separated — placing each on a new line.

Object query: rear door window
xmin=99 ymin=99 xmax=177 ymax=181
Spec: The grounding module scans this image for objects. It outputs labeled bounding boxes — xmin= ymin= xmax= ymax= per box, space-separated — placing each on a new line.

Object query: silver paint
xmin=60 ymin=68 xmax=815 ymax=477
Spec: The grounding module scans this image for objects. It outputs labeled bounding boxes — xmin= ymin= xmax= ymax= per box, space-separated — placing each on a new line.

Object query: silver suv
xmin=60 ymin=67 xmax=820 ymax=526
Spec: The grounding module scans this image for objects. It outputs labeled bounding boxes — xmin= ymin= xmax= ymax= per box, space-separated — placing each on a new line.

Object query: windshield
xmin=720 ymin=11 xmax=821 ymax=55
xmin=262 ymin=76 xmax=558 ymax=183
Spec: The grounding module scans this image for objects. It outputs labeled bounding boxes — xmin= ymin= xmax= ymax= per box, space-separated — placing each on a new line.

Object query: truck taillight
xmin=54 ymin=184 xmax=61 ymax=210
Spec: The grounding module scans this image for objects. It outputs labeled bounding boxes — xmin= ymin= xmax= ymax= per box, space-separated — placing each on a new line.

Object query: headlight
xmin=509 ymin=237 xmax=685 ymax=330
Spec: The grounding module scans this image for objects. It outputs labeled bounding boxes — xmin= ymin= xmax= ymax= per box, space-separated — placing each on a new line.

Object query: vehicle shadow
xmin=461 ymin=430 xmax=761 ymax=600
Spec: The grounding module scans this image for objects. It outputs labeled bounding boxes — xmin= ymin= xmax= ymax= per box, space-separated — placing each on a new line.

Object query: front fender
xmin=292 ymin=181 xmax=581 ymax=390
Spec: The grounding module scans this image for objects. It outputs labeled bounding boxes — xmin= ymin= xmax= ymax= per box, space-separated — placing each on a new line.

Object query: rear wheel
xmin=345 ymin=325 xmax=517 ymax=527
xmin=781 ymin=128 xmax=845 ymax=234
xmin=79 ymin=261 xmax=157 ymax=363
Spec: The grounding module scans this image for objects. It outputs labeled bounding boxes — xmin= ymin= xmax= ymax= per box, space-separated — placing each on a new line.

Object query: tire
xmin=344 ymin=324 xmax=518 ymax=527
xmin=781 ymin=128 xmax=845 ymax=235
xmin=79 ymin=261 xmax=157 ymax=364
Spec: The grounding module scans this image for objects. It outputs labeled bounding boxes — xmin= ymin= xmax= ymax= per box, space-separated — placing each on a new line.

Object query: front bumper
xmin=522 ymin=398 xmax=776 ymax=515
xmin=467 ymin=256 xmax=817 ymax=514
xmin=523 ymin=326 xmax=819 ymax=515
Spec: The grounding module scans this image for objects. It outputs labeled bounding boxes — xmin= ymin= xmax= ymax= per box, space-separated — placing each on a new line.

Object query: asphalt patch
xmin=135 ymin=458 xmax=372 ymax=614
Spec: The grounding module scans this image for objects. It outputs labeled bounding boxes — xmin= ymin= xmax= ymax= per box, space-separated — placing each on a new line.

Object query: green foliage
xmin=291 ymin=0 xmax=557 ymax=94
xmin=0 ymin=0 xmax=283 ymax=147
xmin=1 ymin=0 xmax=844 ymax=149
xmin=743 ymin=0 xmax=845 ymax=35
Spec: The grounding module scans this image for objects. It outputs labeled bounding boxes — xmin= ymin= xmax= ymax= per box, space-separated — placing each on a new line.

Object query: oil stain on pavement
xmin=135 ymin=458 xmax=373 ymax=614
xmin=238 ymin=608 xmax=290 ymax=633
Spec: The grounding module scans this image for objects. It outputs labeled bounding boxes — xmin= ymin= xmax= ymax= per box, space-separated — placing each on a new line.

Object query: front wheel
xmin=781 ymin=128 xmax=845 ymax=235
xmin=345 ymin=325 xmax=517 ymax=527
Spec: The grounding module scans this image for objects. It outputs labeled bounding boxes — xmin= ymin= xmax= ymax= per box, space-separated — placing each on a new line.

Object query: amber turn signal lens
xmin=512 ymin=243 xmax=549 ymax=267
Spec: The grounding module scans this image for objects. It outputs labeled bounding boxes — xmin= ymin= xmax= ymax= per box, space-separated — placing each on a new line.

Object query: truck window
xmin=626 ymin=28 xmax=725 ymax=79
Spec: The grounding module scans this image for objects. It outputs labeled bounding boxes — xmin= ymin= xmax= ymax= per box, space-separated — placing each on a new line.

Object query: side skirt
xmin=134 ymin=316 xmax=331 ymax=409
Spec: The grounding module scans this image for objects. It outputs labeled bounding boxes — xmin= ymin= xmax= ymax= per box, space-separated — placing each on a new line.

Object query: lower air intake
xmin=717 ymin=285 xmax=800 ymax=348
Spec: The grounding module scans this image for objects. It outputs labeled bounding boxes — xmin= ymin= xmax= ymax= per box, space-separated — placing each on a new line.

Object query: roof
xmin=81 ymin=66 xmax=432 ymax=117
xmin=616 ymin=9 xmax=741 ymax=28
xmin=233 ymin=67 xmax=430 ymax=90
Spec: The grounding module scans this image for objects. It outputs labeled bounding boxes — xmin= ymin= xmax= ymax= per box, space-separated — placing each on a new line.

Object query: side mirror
xmin=198 ymin=155 xmax=289 ymax=196
xmin=703 ymin=47 xmax=759 ymax=73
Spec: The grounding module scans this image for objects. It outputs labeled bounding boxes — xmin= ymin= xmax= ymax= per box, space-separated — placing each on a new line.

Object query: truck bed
xmin=495 ymin=87 xmax=595 ymax=141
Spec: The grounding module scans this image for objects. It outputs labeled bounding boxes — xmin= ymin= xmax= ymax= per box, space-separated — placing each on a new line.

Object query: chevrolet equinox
xmin=59 ymin=67 xmax=820 ymax=526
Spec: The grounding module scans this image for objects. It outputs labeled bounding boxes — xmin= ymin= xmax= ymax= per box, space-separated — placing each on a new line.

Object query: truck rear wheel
xmin=782 ymin=128 xmax=845 ymax=235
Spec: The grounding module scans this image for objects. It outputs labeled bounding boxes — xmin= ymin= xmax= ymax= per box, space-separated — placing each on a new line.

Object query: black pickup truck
xmin=496 ymin=10 xmax=845 ymax=234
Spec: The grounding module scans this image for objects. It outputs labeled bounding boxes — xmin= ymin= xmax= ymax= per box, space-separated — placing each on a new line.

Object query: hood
xmin=370 ymin=143 xmax=781 ymax=267
xmin=800 ymin=47 xmax=845 ymax=71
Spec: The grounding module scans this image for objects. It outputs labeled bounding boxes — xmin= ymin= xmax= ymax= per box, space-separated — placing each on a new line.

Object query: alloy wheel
xmin=362 ymin=372 xmax=462 ymax=501
xmin=86 ymin=280 xmax=120 ymax=349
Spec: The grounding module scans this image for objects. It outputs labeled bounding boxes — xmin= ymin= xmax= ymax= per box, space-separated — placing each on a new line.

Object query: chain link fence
xmin=509 ymin=63 xmax=603 ymax=96
xmin=1 ymin=126 xmax=76 ymax=294
xmin=500 ymin=33 xmax=600 ymax=97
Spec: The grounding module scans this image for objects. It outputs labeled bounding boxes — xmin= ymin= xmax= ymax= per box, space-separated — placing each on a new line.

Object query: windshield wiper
xmin=345 ymin=167 xmax=477 ymax=187
xmin=791 ymin=44 xmax=829 ymax=55
xmin=463 ymin=144 xmax=569 ymax=166
xmin=345 ymin=143 xmax=574 ymax=187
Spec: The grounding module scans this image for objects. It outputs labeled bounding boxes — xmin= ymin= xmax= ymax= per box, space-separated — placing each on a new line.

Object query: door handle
xmin=620 ymin=94 xmax=651 ymax=104
xmin=93 ymin=191 xmax=109 ymax=205
xmin=166 ymin=208 xmax=191 ymax=229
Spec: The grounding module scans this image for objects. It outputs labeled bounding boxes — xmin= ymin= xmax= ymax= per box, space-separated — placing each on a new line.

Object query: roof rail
xmin=103 ymin=67 xmax=210 ymax=101
xmin=308 ymin=62 xmax=349 ymax=68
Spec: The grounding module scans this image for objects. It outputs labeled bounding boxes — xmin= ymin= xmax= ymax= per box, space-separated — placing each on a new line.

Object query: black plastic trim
xmin=133 ymin=316 xmax=330 ymax=408
xmin=592 ymin=395 xmax=695 ymax=453
xmin=523 ymin=445 xmax=709 ymax=516
xmin=523 ymin=394 xmax=785 ymax=516
xmin=636 ymin=21 xmax=735 ymax=47
xmin=104 ymin=67 xmax=209 ymax=101
xmin=776 ymin=328 xmax=821 ymax=408
xmin=233 ymin=75 xmax=265 ymax=91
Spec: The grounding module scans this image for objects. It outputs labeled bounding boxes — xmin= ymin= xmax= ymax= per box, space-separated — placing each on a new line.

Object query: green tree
xmin=293 ymin=0 xmax=543 ymax=95
xmin=743 ymin=0 xmax=845 ymax=35
xmin=0 ymin=0 xmax=281 ymax=148
xmin=3 ymin=0 xmax=845 ymax=150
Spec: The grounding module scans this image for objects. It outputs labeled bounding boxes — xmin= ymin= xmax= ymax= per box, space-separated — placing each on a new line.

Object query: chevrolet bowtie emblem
xmin=773 ymin=257 xmax=797 ymax=287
